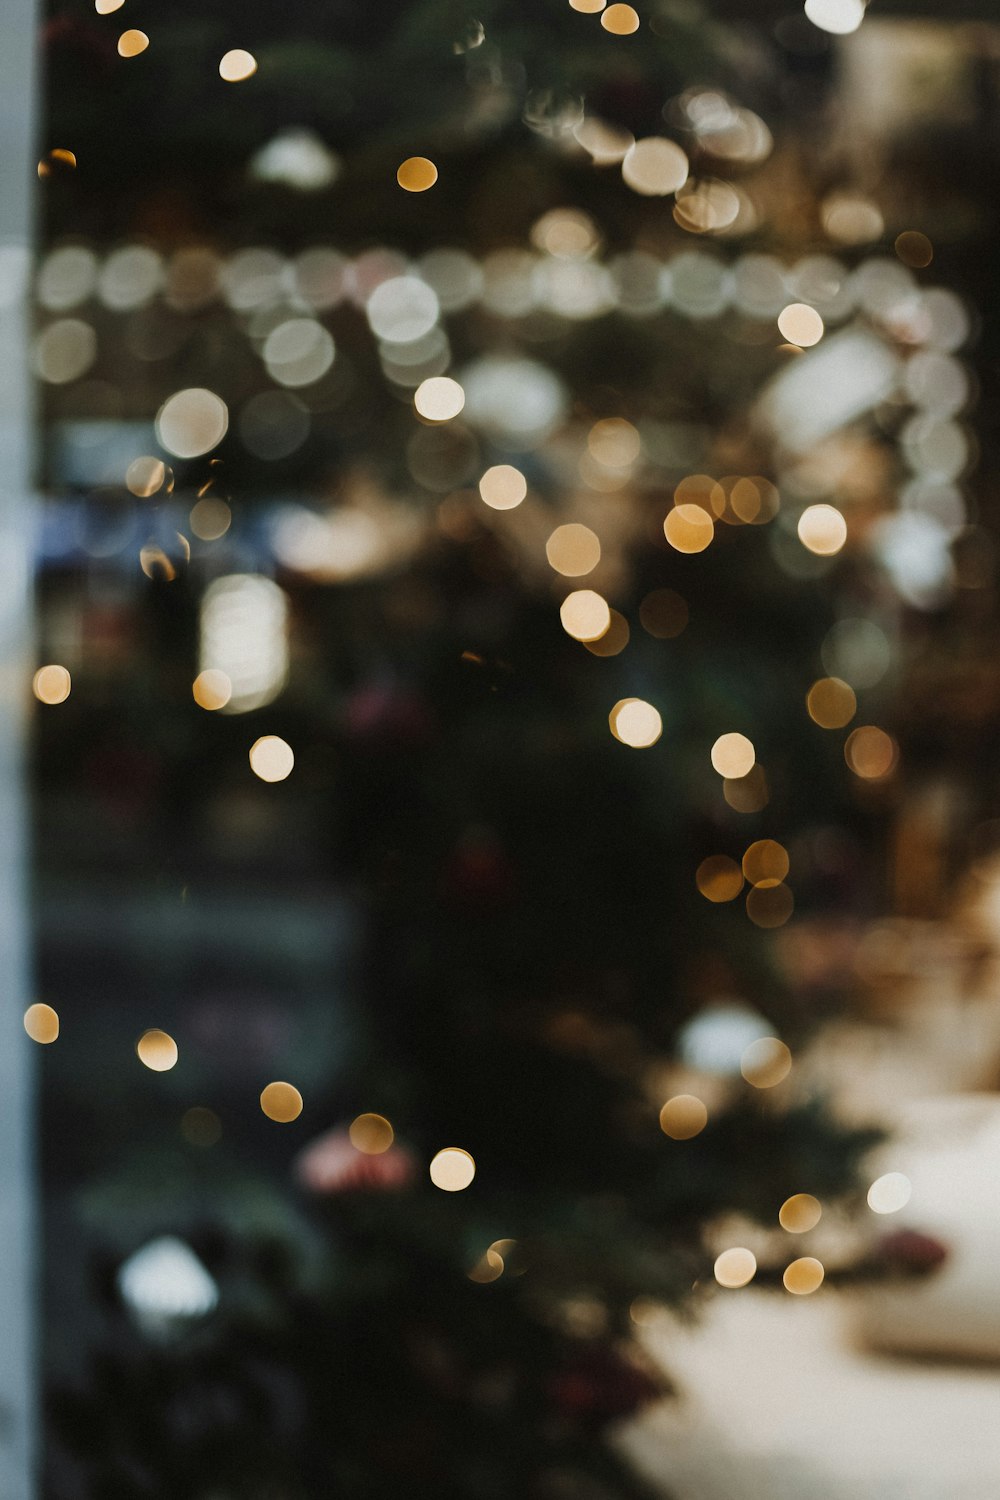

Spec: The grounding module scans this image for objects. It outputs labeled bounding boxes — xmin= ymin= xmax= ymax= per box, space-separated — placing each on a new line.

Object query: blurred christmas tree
xmin=33 ymin=1 xmax=912 ymax=1496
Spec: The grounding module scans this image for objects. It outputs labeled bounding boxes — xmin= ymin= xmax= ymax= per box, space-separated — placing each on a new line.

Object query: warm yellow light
xmin=249 ymin=735 xmax=294 ymax=782
xmin=711 ymin=733 xmax=755 ymax=779
xmin=740 ymin=1037 xmax=792 ymax=1089
xmin=560 ymin=590 xmax=611 ymax=642
xmin=777 ymin=303 xmax=824 ymax=348
xmin=807 ymin=677 xmax=856 ymax=729
xmin=610 ymin=698 xmax=662 ymax=748
xmin=779 ymin=1194 xmax=823 ymax=1233
xmin=219 ymin=48 xmax=257 ymax=82
xmin=117 ymin=28 xmax=149 ymax=56
xmin=155 ymin=387 xmax=229 ymax=459
xmin=742 ymin=839 xmax=789 ymax=886
xmin=126 ymin=455 xmax=166 ymax=498
xmin=867 ymin=1171 xmax=911 ymax=1214
xmin=714 ymin=1247 xmax=757 ymax=1289
xmin=746 ymin=882 xmax=794 ymax=929
xmin=588 ymin=417 xmax=641 ymax=468
xmin=622 ymin=137 xmax=689 ymax=196
xmin=137 ymin=1029 xmax=178 ymax=1072
xmin=192 ymin=669 xmax=232 ymax=711
xmin=414 ymin=376 xmax=465 ymax=421
xmin=95 ymin=0 xmax=124 ymax=11
xmin=33 ymin=665 xmax=71 ymax=705
xmin=659 ymin=1094 xmax=708 ymax=1140
xmin=569 ymin=0 xmax=606 ymax=9
xmin=37 ymin=149 xmax=77 ymax=178
xmin=664 ymin=504 xmax=713 ymax=553
xmin=429 ymin=1147 xmax=476 ymax=1191
xmin=798 ymin=504 xmax=847 ymax=556
xmin=260 ymin=1081 xmax=304 ymax=1123
xmin=845 ymin=726 xmax=897 ymax=781
xmin=397 ymin=156 xmax=438 ymax=192
xmin=546 ymin=523 xmax=601 ymax=577
xmin=696 ymin=855 xmax=744 ymax=904
xmin=24 ymin=1003 xmax=59 ymax=1044
xmin=468 ymin=1248 xmax=504 ymax=1282
xmin=783 ymin=1256 xmax=825 ymax=1295
xmin=479 ymin=464 xmax=526 ymax=510
xmin=349 ymin=1113 xmax=394 ymax=1155
xmin=601 ymin=3 xmax=640 ymax=33
xmin=583 ymin=610 xmax=629 ymax=657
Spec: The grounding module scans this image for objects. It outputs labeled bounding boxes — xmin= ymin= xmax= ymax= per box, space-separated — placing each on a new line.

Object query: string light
xmin=429 ymin=1147 xmax=476 ymax=1191
xmin=714 ymin=1247 xmax=757 ymax=1288
xmin=24 ymin=1004 xmax=59 ymax=1044
xmin=136 ymin=1030 xmax=178 ymax=1072
xmin=397 ymin=157 xmax=438 ymax=192
xmin=260 ymin=1082 xmax=304 ymax=1122
xmin=249 ymin=736 xmax=295 ymax=782
xmin=219 ymin=49 xmax=257 ymax=82
xmin=117 ymin=29 xmax=149 ymax=56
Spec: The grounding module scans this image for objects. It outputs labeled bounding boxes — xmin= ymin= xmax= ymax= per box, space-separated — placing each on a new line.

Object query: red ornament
xmin=295 ymin=1127 xmax=417 ymax=1195
xmin=873 ymin=1228 xmax=949 ymax=1276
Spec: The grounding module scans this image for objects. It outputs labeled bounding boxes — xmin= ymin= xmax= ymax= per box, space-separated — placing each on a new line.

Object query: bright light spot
xmin=696 ymin=855 xmax=744 ymax=903
xmin=783 ymin=1256 xmax=825 ymax=1295
xmin=349 ymin=1113 xmax=394 ymax=1154
xmin=610 ymin=698 xmax=662 ymax=748
xmin=778 ymin=302 xmax=825 ymax=348
xmin=740 ymin=1037 xmax=792 ymax=1088
xmin=845 ymin=725 xmax=897 ymax=780
xmin=588 ymin=417 xmax=641 ymax=468
xmin=192 ymin=669 xmax=232 ymax=711
xmin=24 ymin=1004 xmax=59 ymax=1044
xmin=868 ymin=1171 xmax=912 ymax=1214
xmin=219 ymin=48 xmax=257 ymax=82
xmin=546 ymin=523 xmax=601 ymax=577
xmin=34 ymin=319 xmax=96 ymax=384
xmin=659 ymin=1094 xmax=708 ymax=1140
xmin=601 ymin=3 xmax=640 ymax=33
xmin=429 ymin=1147 xmax=476 ymax=1191
xmin=664 ymin=504 xmax=713 ymax=553
xmin=821 ymin=194 xmax=883 ymax=246
xmin=156 ymin=388 xmax=228 ymax=459
xmin=804 ymin=0 xmax=865 ymax=35
xmin=574 ymin=116 xmax=634 ymax=165
xmin=711 ymin=733 xmax=755 ymax=779
xmin=479 ymin=464 xmax=526 ymax=510
xmin=560 ymin=590 xmax=611 ymax=642
xmin=414 ymin=376 xmax=465 ymax=421
xmin=366 ymin=276 xmax=439 ymax=344
xmin=807 ymin=677 xmax=856 ymax=729
xmin=714 ymin=1247 xmax=757 ymax=1289
xmin=95 ymin=0 xmax=124 ymax=11
xmin=260 ymin=1081 xmax=304 ymax=1123
xmin=798 ymin=503 xmax=847 ymax=556
xmin=263 ymin=318 xmax=335 ymax=388
xmin=137 ymin=1029 xmax=178 ymax=1072
xmin=468 ymin=1248 xmax=505 ymax=1283
xmin=397 ymin=156 xmax=438 ymax=192
xmin=779 ymin=1194 xmax=823 ymax=1233
xmin=742 ymin=839 xmax=789 ymax=886
xmin=584 ymin=610 xmax=629 ymax=657
xmin=249 ymin=735 xmax=294 ymax=783
xmin=531 ymin=208 xmax=600 ymax=259
xmin=569 ymin=0 xmax=606 ymax=9
xmin=117 ymin=28 xmax=149 ymax=56
xmin=117 ymin=1237 xmax=218 ymax=1330
xmin=33 ymin=665 xmax=71 ymax=705
xmin=200 ymin=574 xmax=288 ymax=713
xmin=622 ymin=137 xmax=689 ymax=196
xmin=125 ymin=456 xmax=166 ymax=498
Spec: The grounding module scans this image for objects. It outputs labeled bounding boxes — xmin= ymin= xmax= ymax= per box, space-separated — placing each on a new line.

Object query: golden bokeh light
xmin=696 ymin=855 xmax=744 ymax=904
xmin=714 ymin=1247 xmax=757 ymax=1289
xmin=468 ymin=1248 xmax=505 ymax=1283
xmin=601 ymin=3 xmax=640 ymax=32
xmin=609 ymin=698 xmax=662 ymax=748
xmin=798 ymin=504 xmax=847 ymax=556
xmin=219 ymin=49 xmax=257 ymax=82
xmin=867 ymin=1171 xmax=912 ymax=1214
xmin=583 ymin=610 xmax=629 ymax=656
xmin=777 ymin=303 xmax=824 ymax=348
xmin=95 ymin=0 xmax=124 ymax=11
xmin=136 ymin=1029 xmax=178 ymax=1072
xmin=24 ymin=1003 xmax=59 ymax=1044
xmin=569 ymin=0 xmax=606 ymax=10
xmin=429 ymin=1147 xmax=476 ymax=1191
xmin=546 ymin=523 xmax=601 ymax=577
xmin=674 ymin=474 xmax=715 ymax=513
xmin=779 ymin=1194 xmax=823 ymax=1233
xmin=807 ymin=677 xmax=856 ymax=729
xmin=804 ymin=0 xmax=864 ymax=33
xmin=349 ymin=1112 xmax=395 ymax=1155
xmin=622 ymin=137 xmax=689 ymax=196
xmin=783 ymin=1256 xmax=825 ymax=1295
xmin=845 ymin=726 xmax=897 ymax=781
xmin=742 ymin=839 xmax=789 ymax=886
xmin=192 ymin=669 xmax=232 ymax=711
xmin=664 ymin=504 xmax=713 ymax=554
xmin=659 ymin=1094 xmax=708 ymax=1140
xmin=711 ymin=732 xmax=755 ymax=780
xmin=117 ymin=28 xmax=149 ymax=56
xmin=125 ymin=455 xmax=166 ymax=498
xmin=260 ymin=1081 xmax=304 ymax=1123
xmin=37 ymin=149 xmax=77 ymax=178
xmin=155 ymin=388 xmax=229 ymax=459
xmin=740 ymin=1037 xmax=792 ymax=1089
xmin=588 ymin=417 xmax=641 ymax=468
xmin=640 ymin=588 xmax=688 ymax=638
xmin=181 ymin=1107 xmax=222 ymax=1147
xmin=139 ymin=545 xmax=177 ymax=583
xmin=33 ymin=665 xmax=71 ymax=705
xmin=560 ymin=590 xmax=611 ymax=642
xmin=479 ymin=464 xmax=527 ymax=510
xmin=895 ymin=230 xmax=933 ymax=268
xmin=397 ymin=156 xmax=438 ymax=192
xmin=190 ymin=497 xmax=232 ymax=540
xmin=249 ymin=735 xmax=295 ymax=783
xmin=414 ymin=376 xmax=465 ymax=421
xmin=746 ymin=882 xmax=794 ymax=929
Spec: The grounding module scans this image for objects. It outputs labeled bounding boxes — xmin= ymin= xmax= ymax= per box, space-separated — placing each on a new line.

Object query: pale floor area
xmin=621 ymin=1291 xmax=1000 ymax=1500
